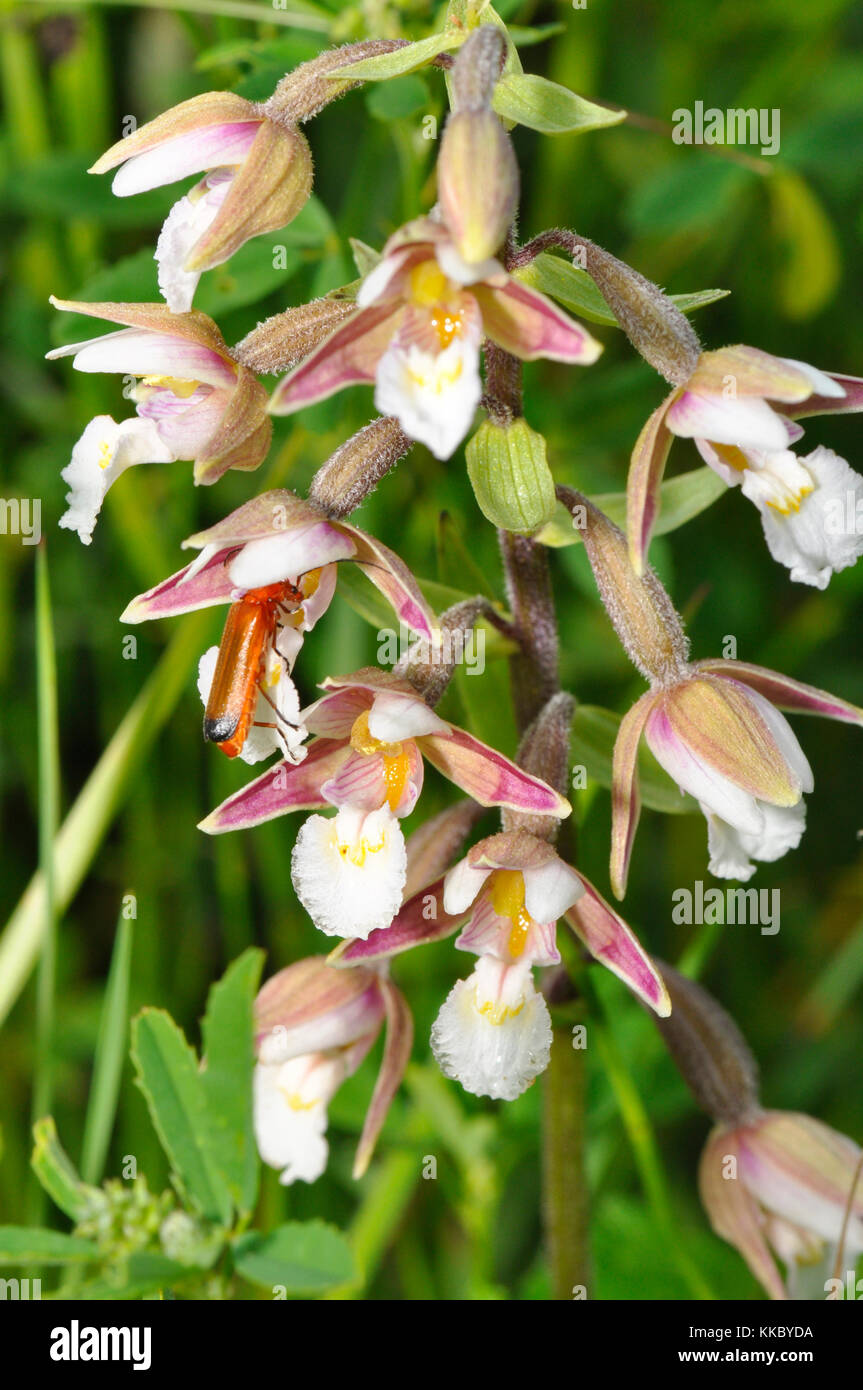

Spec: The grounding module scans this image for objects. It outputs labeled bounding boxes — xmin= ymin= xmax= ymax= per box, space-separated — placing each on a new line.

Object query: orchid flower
xmin=89 ymin=94 xmax=312 ymax=313
xmin=700 ymin=1110 xmax=863 ymax=1301
xmin=629 ymin=344 xmax=863 ymax=586
xmin=48 ymin=300 xmax=270 ymax=544
xmin=269 ymin=215 xmax=602 ymax=460
xmin=200 ymin=670 xmax=571 ymax=940
xmin=571 ymin=492 xmax=863 ymax=892
xmin=337 ymin=828 xmax=670 ymax=1100
xmin=254 ymin=955 xmax=411 ymax=1185
xmin=121 ymin=490 xmax=439 ymax=764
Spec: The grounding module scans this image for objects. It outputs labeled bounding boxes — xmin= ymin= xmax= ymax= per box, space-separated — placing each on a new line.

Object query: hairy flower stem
xmin=499 ymin=531 xmax=559 ymax=730
xmin=542 ymin=1012 xmax=590 ymax=1300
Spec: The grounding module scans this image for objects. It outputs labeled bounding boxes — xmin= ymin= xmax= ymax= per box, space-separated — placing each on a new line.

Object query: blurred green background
xmin=1 ymin=0 xmax=862 ymax=1298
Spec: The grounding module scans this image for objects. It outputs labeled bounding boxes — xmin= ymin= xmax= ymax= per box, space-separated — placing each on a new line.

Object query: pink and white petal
xmin=435 ymin=242 xmax=505 ymax=288
xmin=609 ymin=692 xmax=655 ymax=900
xmin=184 ymin=490 xmax=317 ymax=552
xmin=522 ymin=858 xmax=584 ymax=923
xmin=693 ymin=659 xmax=863 ymax=728
xmin=269 ymin=302 xmax=402 ymax=413
xmin=302 ymin=686 xmax=373 ymax=739
xmin=627 ymin=391 xmax=678 ymax=572
xmin=473 ymin=280 xmax=602 ymax=363
xmin=667 ymin=391 xmax=791 ymax=451
xmin=739 ymin=1113 xmax=863 ymax=1251
xmin=321 ymin=748 xmax=388 ymax=812
xmin=59 ymin=414 xmax=175 ymax=546
xmin=156 ymin=175 xmax=232 ymax=313
xmin=120 ymin=549 xmax=236 ymax=622
xmin=137 ymin=388 xmax=223 ymax=458
xmin=227 ymin=522 xmax=356 ymax=591
xmin=51 ymin=328 xmax=235 ymax=388
xmin=341 ymin=523 xmax=439 ymax=643
xmin=454 ymin=891 xmax=509 ymax=956
xmin=367 ymin=690 xmax=448 ymax=742
xmin=356 ymin=244 xmax=423 ymax=306
xmin=111 ymin=121 xmax=260 ymax=196
xmin=198 ymin=737 xmax=346 ymax=834
xmin=421 ymin=727 xmax=571 ymax=816
xmin=698 ymin=1127 xmax=789 ymax=1301
xmin=335 ymin=876 xmax=465 ymax=965
xmin=644 ymin=703 xmax=765 ymax=834
xmin=565 ymin=877 xmax=670 ymax=1015
xmin=353 ymin=979 xmax=413 ymax=1178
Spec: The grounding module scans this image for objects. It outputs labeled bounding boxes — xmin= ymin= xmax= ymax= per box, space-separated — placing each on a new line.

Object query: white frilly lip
xmin=253 ymin=1054 xmax=343 ymax=1186
xmin=703 ymin=800 xmax=806 ymax=881
xmin=59 ymin=414 xmax=174 ymax=545
xmin=373 ymin=330 xmax=483 ymax=461
xmin=156 ymin=173 xmax=233 ymax=313
xmin=291 ymin=805 xmax=407 ymax=939
xmin=753 ymin=447 xmax=863 ymax=590
xmin=430 ymin=956 xmax=552 ymax=1101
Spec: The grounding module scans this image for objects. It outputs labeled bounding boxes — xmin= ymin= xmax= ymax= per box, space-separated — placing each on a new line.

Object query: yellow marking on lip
xmin=477 ymin=997 xmax=524 ymax=1025
xmin=338 ymin=833 xmax=386 ymax=867
xmin=97 ymin=439 xmax=114 ymax=470
xmin=489 ymin=869 xmax=534 ymax=958
xmin=140 ymin=374 xmax=200 ymax=398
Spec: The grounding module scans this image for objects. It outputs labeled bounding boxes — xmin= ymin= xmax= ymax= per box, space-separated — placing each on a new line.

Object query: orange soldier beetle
xmin=203 ymin=572 xmax=319 ymax=758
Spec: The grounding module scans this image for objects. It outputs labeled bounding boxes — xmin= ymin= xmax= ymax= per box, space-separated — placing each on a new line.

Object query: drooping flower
xmin=121 ymin=490 xmax=438 ymax=763
xmin=269 ymin=216 xmax=601 ymax=460
xmin=254 ymin=956 xmax=411 ymax=1185
xmin=200 ymin=670 xmax=571 ymax=940
xmin=48 ymin=300 xmax=270 ymax=543
xmin=700 ymin=1110 xmax=863 ymax=1301
xmin=89 ymin=95 xmax=312 ymax=312
xmin=337 ymin=828 xmax=670 ymax=1101
xmin=569 ymin=491 xmax=863 ymax=892
xmin=628 ymin=344 xmax=863 ymax=586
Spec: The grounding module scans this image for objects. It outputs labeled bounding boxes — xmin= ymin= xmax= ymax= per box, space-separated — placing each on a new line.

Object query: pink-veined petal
xmin=627 ymin=390 xmax=678 ymax=573
xmin=610 ymin=692 xmax=655 ymax=899
xmin=693 ymin=660 xmax=863 ymax=727
xmin=198 ymin=738 xmax=346 ymax=834
xmin=109 ymin=121 xmax=260 ymax=195
xmin=353 ymin=979 xmax=413 ymax=1178
xmin=269 ymin=302 xmax=402 ymax=413
xmin=420 ymin=727 xmax=571 ymax=816
xmin=121 ymin=549 xmax=236 ymax=622
xmin=48 ymin=328 xmax=235 ymax=388
xmin=565 ymin=876 xmax=670 ymax=1015
xmin=777 ymin=371 xmax=863 ymax=421
xmin=341 ymin=522 xmax=439 ymax=644
xmin=699 ymin=1127 xmax=789 ymax=1301
xmin=474 ymin=279 xmax=602 ymax=363
xmin=335 ymin=875 xmax=465 ymax=966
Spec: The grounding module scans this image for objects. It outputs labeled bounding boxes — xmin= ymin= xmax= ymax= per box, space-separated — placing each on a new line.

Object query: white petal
xmin=253 ymin=1055 xmax=342 ymax=1186
xmin=753 ymin=446 xmax=863 ymax=590
xmin=430 ymin=957 xmax=551 ymax=1101
xmin=298 ymin=563 xmax=339 ymax=631
xmin=668 ymin=391 xmax=793 ymax=452
xmin=435 ymin=241 xmax=504 ymax=287
xmin=156 ymin=174 xmax=233 ymax=312
xmin=112 ymin=120 xmax=259 ymax=196
xmin=442 ymin=856 xmax=491 ymax=915
xmin=51 ymin=327 xmax=234 ymax=388
xmin=374 ymin=335 xmax=482 ymax=460
xmin=227 ymin=524 xmax=356 ymax=591
xmin=356 ymin=247 xmax=413 ymax=306
xmin=291 ymin=805 xmax=407 ymax=939
xmin=522 ymin=858 xmax=584 ymax=923
xmin=59 ymin=415 xmax=175 ymax=544
xmin=778 ymin=357 xmax=845 ymax=399
xmin=367 ymin=690 xmax=448 ymax=742
xmin=242 ymin=649 xmax=307 ymax=765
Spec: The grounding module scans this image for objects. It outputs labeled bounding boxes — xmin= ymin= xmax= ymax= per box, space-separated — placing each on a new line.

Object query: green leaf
xmin=47 ymin=1253 xmax=196 ymax=1300
xmin=626 ymin=158 xmax=749 ymax=238
xmin=31 ymin=1118 xmax=96 ymax=1223
xmin=536 ymin=467 xmax=728 ymax=548
xmin=131 ymin=1009 xmax=233 ymax=1226
xmin=572 ymin=706 xmax=697 ymax=814
xmin=768 ymin=169 xmax=841 ymax=320
xmin=81 ymin=910 xmax=134 ymax=1186
xmin=515 ymin=253 xmax=729 ymax=328
xmin=2 ymin=151 xmax=174 ymax=227
xmin=366 ymin=74 xmax=429 ymax=122
xmin=491 ymin=74 xmax=626 ymax=136
xmin=233 ymin=1221 xmax=356 ymax=1292
xmin=329 ymin=32 xmax=461 ymax=82
xmin=200 ymin=949 xmax=264 ymax=1218
xmin=0 ymin=1226 xmax=99 ymax=1265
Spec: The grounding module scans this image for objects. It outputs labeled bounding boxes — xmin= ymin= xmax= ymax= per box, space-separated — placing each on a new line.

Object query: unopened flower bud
xmin=448 ymin=25 xmax=507 ymax=114
xmin=308 ymin=416 xmax=412 ymax=518
xmin=265 ymin=40 xmax=409 ymax=123
xmin=561 ymin=487 xmax=690 ymax=686
xmin=234 ymin=297 xmax=358 ymax=376
xmin=438 ymin=108 xmax=518 ymax=264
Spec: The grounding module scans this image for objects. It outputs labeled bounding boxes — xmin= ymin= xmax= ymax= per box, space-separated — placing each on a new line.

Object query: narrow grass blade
xmin=80 ymin=910 xmax=135 ymax=1185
